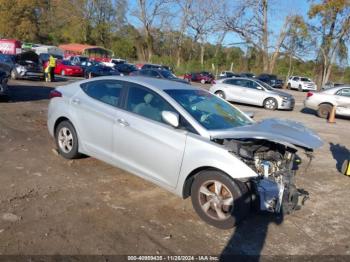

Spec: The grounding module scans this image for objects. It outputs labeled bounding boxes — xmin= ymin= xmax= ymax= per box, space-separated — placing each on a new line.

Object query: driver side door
xmin=113 ymin=84 xmax=188 ymax=188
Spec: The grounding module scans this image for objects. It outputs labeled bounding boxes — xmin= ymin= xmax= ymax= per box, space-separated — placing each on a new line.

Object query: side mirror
xmin=245 ymin=111 xmax=255 ymax=119
xmin=162 ymin=111 xmax=179 ymax=128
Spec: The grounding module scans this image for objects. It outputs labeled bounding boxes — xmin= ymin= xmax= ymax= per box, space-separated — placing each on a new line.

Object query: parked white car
xmin=304 ymin=86 xmax=350 ymax=118
xmin=287 ymin=76 xmax=317 ymax=91
xmin=210 ymin=77 xmax=295 ymax=110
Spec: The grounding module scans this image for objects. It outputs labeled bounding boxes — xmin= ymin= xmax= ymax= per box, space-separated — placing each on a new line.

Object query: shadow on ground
xmin=0 ymin=83 xmax=52 ymax=102
xmin=329 ymin=143 xmax=350 ymax=172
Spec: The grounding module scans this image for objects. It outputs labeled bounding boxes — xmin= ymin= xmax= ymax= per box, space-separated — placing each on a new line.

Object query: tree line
xmin=0 ymin=0 xmax=349 ymax=87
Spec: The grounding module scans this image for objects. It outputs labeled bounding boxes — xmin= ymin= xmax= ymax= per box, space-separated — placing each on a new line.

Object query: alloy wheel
xmin=198 ymin=180 xmax=234 ymax=221
xmin=57 ymin=127 xmax=74 ymax=153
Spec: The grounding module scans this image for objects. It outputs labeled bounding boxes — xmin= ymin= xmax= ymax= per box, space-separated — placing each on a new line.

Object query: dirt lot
xmin=0 ymin=78 xmax=350 ymax=257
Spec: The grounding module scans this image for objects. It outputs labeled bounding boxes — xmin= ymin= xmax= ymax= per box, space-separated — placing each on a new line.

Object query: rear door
xmin=70 ymin=80 xmax=124 ymax=158
xmin=113 ymin=84 xmax=187 ymax=188
xmin=335 ymin=88 xmax=350 ymax=116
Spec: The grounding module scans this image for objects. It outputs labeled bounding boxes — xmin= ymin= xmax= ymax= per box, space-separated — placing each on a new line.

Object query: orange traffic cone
xmin=328 ymin=105 xmax=336 ymax=123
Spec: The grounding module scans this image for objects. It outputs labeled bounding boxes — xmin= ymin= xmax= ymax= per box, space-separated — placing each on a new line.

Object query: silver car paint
xmin=210 ymin=78 xmax=294 ymax=109
xmin=209 ymin=118 xmax=323 ymax=150
xmin=48 ymin=76 xmax=321 ymax=198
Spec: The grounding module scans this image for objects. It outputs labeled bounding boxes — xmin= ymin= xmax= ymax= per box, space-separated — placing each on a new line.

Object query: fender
xmin=174 ymin=133 xmax=258 ymax=197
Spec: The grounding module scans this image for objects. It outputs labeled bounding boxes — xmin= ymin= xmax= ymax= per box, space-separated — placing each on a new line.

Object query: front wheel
xmin=264 ymin=97 xmax=278 ymax=110
xmin=61 ymin=70 xmax=65 ymax=76
xmin=55 ymin=120 xmax=81 ymax=159
xmin=200 ymin=79 xmax=206 ymax=84
xmin=298 ymin=84 xmax=303 ymax=91
xmin=215 ymin=90 xmax=226 ymax=100
xmin=191 ymin=170 xmax=251 ymax=229
xmin=287 ymin=83 xmax=291 ymax=89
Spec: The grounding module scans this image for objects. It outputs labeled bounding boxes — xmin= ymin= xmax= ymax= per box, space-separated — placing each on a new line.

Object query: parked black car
xmin=11 ymin=51 xmax=44 ymax=80
xmin=257 ymin=74 xmax=283 ymax=88
xmin=131 ymin=69 xmax=189 ymax=84
xmin=114 ymin=63 xmax=138 ymax=75
xmin=0 ymin=70 xmax=9 ymax=96
xmin=240 ymin=72 xmax=255 ymax=78
xmin=0 ymin=54 xmax=15 ymax=76
xmin=84 ymin=64 xmax=120 ymax=78
xmin=139 ymin=63 xmax=172 ymax=72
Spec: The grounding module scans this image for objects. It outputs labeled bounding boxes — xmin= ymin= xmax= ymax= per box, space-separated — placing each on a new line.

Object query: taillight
xmin=49 ymin=89 xmax=62 ymax=99
xmin=306 ymin=92 xmax=313 ymax=98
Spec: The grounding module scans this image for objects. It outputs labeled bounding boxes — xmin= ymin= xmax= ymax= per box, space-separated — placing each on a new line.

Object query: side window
xmin=149 ymin=71 xmax=160 ymax=78
xmin=293 ymin=77 xmax=299 ymax=81
xmin=249 ymin=80 xmax=260 ymax=89
xmin=336 ymin=88 xmax=350 ymax=97
xmin=126 ymin=86 xmax=175 ymax=124
xmin=81 ymin=80 xmax=123 ymax=107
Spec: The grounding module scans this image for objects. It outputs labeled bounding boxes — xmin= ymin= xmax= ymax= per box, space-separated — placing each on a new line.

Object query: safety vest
xmin=49 ymin=56 xmax=56 ymax=67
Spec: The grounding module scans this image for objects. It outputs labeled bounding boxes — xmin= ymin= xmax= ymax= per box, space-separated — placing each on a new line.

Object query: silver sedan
xmin=210 ymin=77 xmax=295 ymax=110
xmin=48 ymin=76 xmax=322 ymax=229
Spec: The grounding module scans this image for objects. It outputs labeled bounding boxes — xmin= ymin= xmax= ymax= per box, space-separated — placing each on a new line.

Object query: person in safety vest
xmin=48 ymin=55 xmax=56 ymax=82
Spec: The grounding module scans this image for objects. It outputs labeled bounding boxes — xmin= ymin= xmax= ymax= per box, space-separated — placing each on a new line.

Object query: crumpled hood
xmin=209 ymin=118 xmax=323 ymax=150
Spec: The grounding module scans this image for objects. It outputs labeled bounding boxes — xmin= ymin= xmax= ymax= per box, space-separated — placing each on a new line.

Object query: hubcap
xmin=198 ymin=180 xmax=234 ymax=221
xmin=265 ymin=99 xmax=276 ymax=109
xmin=216 ymin=92 xmax=224 ymax=98
xmin=58 ymin=127 xmax=73 ymax=153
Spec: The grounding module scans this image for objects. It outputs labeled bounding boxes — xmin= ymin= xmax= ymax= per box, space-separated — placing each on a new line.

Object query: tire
xmin=88 ymin=72 xmax=93 ymax=79
xmin=287 ymin=83 xmax=291 ymax=90
xmin=10 ymin=70 xmax=17 ymax=80
xmin=55 ymin=120 xmax=80 ymax=159
xmin=263 ymin=97 xmax=278 ymax=110
xmin=200 ymin=79 xmax=206 ymax=84
xmin=298 ymin=84 xmax=303 ymax=91
xmin=61 ymin=70 xmax=65 ymax=76
xmin=191 ymin=170 xmax=251 ymax=229
xmin=317 ymin=103 xmax=332 ymax=119
xmin=215 ymin=90 xmax=226 ymax=100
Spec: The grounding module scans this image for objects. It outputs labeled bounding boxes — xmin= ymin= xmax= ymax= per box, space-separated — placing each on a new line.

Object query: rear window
xmin=81 ymin=80 xmax=123 ymax=107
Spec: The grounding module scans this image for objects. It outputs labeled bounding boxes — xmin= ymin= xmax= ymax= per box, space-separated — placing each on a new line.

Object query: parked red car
xmin=54 ymin=60 xmax=83 ymax=77
xmin=183 ymin=71 xmax=215 ymax=84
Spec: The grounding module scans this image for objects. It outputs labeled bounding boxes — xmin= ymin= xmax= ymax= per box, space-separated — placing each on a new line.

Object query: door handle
xmin=72 ymin=98 xmax=80 ymax=105
xmin=117 ymin=118 xmax=129 ymax=127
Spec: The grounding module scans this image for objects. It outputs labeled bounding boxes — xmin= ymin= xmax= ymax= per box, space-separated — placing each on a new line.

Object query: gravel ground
xmin=0 ymin=78 xmax=349 ymax=257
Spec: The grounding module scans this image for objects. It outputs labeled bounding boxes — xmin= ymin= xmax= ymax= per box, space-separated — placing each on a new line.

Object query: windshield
xmin=301 ymin=77 xmax=311 ymax=82
xmin=165 ymin=89 xmax=252 ymax=130
xmin=255 ymin=79 xmax=273 ymax=90
xmin=62 ymin=60 xmax=73 ymax=66
xmin=160 ymin=70 xmax=176 ymax=79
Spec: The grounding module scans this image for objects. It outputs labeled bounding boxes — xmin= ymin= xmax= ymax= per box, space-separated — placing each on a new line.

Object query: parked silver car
xmin=48 ymin=77 xmax=322 ymax=229
xmin=209 ymin=77 xmax=295 ymax=110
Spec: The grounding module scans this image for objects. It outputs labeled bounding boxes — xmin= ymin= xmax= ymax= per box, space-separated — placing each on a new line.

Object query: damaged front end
xmin=214 ymin=138 xmax=311 ymax=214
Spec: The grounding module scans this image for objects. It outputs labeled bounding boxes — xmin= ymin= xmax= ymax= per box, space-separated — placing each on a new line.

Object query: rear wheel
xmin=287 ymin=83 xmax=291 ymax=89
xmin=263 ymin=97 xmax=278 ymax=110
xmin=215 ymin=90 xmax=226 ymax=100
xmin=298 ymin=84 xmax=303 ymax=91
xmin=55 ymin=121 xmax=80 ymax=159
xmin=191 ymin=170 xmax=251 ymax=229
xmin=317 ymin=103 xmax=332 ymax=118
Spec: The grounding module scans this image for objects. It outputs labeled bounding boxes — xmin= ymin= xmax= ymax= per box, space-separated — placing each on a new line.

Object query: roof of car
xmin=81 ymin=76 xmax=199 ymax=91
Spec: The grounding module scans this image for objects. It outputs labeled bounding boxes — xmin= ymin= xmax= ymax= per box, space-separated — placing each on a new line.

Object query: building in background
xmin=58 ymin=43 xmax=113 ymax=62
xmin=0 ymin=39 xmax=22 ymax=55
